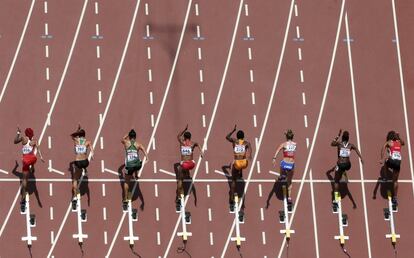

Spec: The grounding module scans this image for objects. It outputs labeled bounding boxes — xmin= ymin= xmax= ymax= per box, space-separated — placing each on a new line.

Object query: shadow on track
xmin=326 ymin=166 xmax=357 ymax=209
xmin=69 ymin=161 xmax=91 ymax=206
xmin=222 ymin=164 xmax=246 ymax=211
xmin=117 ymin=164 xmax=145 ymax=211
xmin=129 ymin=244 xmax=142 ymax=257
xmin=372 ymin=165 xmax=394 ymax=200
xmin=265 ymin=175 xmax=287 ymax=209
xmin=12 ymin=161 xmax=42 ymax=208
xmin=176 ymin=240 xmax=192 ymax=258
xmin=174 ymin=162 xmax=197 ymax=207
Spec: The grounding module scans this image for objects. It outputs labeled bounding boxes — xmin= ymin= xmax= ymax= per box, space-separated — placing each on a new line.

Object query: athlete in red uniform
xmin=176 ymin=125 xmax=203 ymax=202
xmin=14 ymin=127 xmax=44 ymax=206
xmin=381 ymin=130 xmax=405 ymax=204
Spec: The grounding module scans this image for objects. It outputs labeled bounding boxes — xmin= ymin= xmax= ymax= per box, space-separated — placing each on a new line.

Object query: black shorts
xmin=74 ymin=159 xmax=89 ymax=170
xmin=125 ymin=164 xmax=142 ymax=176
xmin=336 ymin=161 xmax=351 ymax=172
xmin=386 ymin=159 xmax=401 ymax=172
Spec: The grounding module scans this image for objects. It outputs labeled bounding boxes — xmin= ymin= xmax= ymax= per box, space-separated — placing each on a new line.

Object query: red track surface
xmin=0 ymin=1 xmax=413 ymax=257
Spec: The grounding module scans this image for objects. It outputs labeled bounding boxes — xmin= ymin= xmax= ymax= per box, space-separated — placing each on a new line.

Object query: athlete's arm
xmin=352 ymin=144 xmax=364 ymax=164
xmin=193 ymin=142 xmax=204 ymax=158
xmin=34 ymin=141 xmax=45 ymax=162
xmin=14 ymin=128 xmax=22 ymax=144
xmin=226 ymin=125 xmax=237 ymax=143
xmin=331 ymin=129 xmax=342 ymax=146
xmin=177 ymin=125 xmax=188 ymax=144
xmin=138 ymin=143 xmax=149 ymax=162
xmin=87 ymin=141 xmax=94 ymax=160
xmin=380 ymin=141 xmax=389 ymax=163
xmin=121 ymin=134 xmax=129 ymax=144
xmin=246 ymin=141 xmax=253 ymax=160
xmin=396 ymin=132 xmax=405 ymax=146
xmin=273 ymin=143 xmax=284 ymax=161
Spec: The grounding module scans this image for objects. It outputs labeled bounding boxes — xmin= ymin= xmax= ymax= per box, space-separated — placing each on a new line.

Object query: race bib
xmin=181 ymin=146 xmax=192 ymax=156
xmin=22 ymin=146 xmax=33 ymax=155
xmin=339 ymin=148 xmax=350 ymax=157
xmin=75 ymin=145 xmax=87 ymax=154
xmin=234 ymin=144 xmax=246 ymax=154
xmin=127 ymin=151 xmax=138 ymax=162
xmin=391 ymin=152 xmax=401 ymax=160
xmin=285 ymin=144 xmax=296 ymax=152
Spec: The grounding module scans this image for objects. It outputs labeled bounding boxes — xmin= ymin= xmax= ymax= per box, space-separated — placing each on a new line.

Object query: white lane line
xmin=49 ymin=183 xmax=53 ymax=196
xmin=199 ymin=69 xmax=204 ymax=82
xmin=146 ymin=24 xmax=150 ymax=37
xmin=47 ymin=0 xmax=133 ymax=255
xmin=145 ymin=3 xmax=149 ymax=15
xmin=260 ymin=208 xmax=264 ymax=221
xmin=257 ymin=160 xmax=261 ymax=173
xmin=391 ymin=0 xmax=414 ymax=196
xmin=0 ymin=169 xmax=8 ymax=174
xmin=45 ymin=23 xmax=49 ymax=35
xmin=98 ymin=91 xmax=102 ymax=103
xmin=195 ymin=3 xmax=199 ymax=16
xmin=246 ymin=25 xmax=251 ymax=38
xmin=153 ymin=161 xmax=157 ymax=174
xmin=0 ymin=0 xmax=36 ymax=103
xmin=198 ymin=47 xmax=202 ymax=60
xmin=46 ymin=90 xmax=50 ymax=103
xmin=202 ymin=115 xmax=206 ymax=127
xmin=248 ymin=47 xmax=252 ymax=60
xmin=201 ymin=92 xmax=205 ymax=105
xmin=2 ymin=0 xmax=87 ymax=240
xmin=262 ymin=231 xmax=266 ymax=245
xmin=345 ymin=12 xmax=371 ymax=257
xmin=250 ymin=69 xmax=254 ymax=82
xmin=103 ymin=207 xmax=107 ymax=220
xmin=148 ymin=69 xmax=152 ymax=82
xmin=222 ymin=0 xmax=295 ymax=256
xmin=300 ymin=69 xmax=304 ymax=83
xmin=99 ymin=113 xmax=103 ymax=124
xmin=100 ymin=136 xmax=104 ymax=149
xmin=45 ymin=45 xmax=50 ymax=58
xmin=95 ymin=1 xmax=99 ymax=14
xmin=96 ymin=46 xmax=101 ymax=58
xmin=298 ymin=47 xmax=302 ymax=61
xmin=253 ymin=114 xmax=257 ymax=127
xmin=302 ymin=92 xmax=306 ymax=105
xmin=309 ymin=170 xmax=320 ymax=258
xmin=210 ymin=232 xmax=214 ymax=245
xmin=163 ymin=1 xmax=245 ymax=257
xmin=147 ymin=46 xmax=151 ymax=59
xmin=104 ymin=231 xmax=108 ymax=245
xmin=205 ymin=161 xmax=209 ymax=174
xmin=277 ymin=1 xmax=346 ymax=256
xmin=102 ymin=183 xmax=106 ymax=196
xmin=150 ymin=91 xmax=154 ymax=104
xmin=156 ymin=208 xmax=160 ymax=221
xmin=206 ymin=184 xmax=211 ymax=197
xmin=101 ymin=160 xmax=105 ymax=172
xmin=152 ymin=138 xmax=156 ymax=150
xmin=258 ymin=184 xmax=262 ymax=197
xmin=304 ymin=114 xmax=308 ymax=128
xmin=97 ymin=68 xmax=101 ymax=81
xmin=208 ymin=208 xmax=212 ymax=221
xmin=196 ymin=25 xmax=201 ymax=38
xmin=48 ymin=136 xmax=52 ymax=149
xmin=154 ymin=184 xmax=158 ymax=197
xmin=244 ymin=4 xmax=249 ymax=16
xmin=296 ymin=25 xmax=300 ymax=39
xmin=96 ymin=23 xmax=100 ymax=36
xmin=294 ymin=4 xmax=298 ymax=17
xmin=251 ymin=92 xmax=256 ymax=105
xmin=159 ymin=169 xmax=175 ymax=177
xmin=306 ymin=137 xmax=309 ymax=148
xmin=46 ymin=67 xmax=50 ymax=80
xmin=157 ymin=232 xmax=161 ymax=245
xmin=50 ymin=231 xmax=54 ymax=244
xmin=50 ymin=207 xmax=54 ymax=220
xmin=44 ymin=1 xmax=48 ymax=13
xmin=151 ymin=114 xmax=155 ymax=127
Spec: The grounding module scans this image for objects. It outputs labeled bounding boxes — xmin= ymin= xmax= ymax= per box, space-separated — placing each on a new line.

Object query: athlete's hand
xmin=184 ymin=124 xmax=188 ymax=131
xmin=40 ymin=157 xmax=45 ymax=163
xmin=360 ymin=159 xmax=364 ymax=165
xmin=379 ymin=159 xmax=384 ymax=165
xmin=338 ymin=129 xmax=342 ymax=136
xmin=233 ymin=124 xmax=237 ymax=131
xmin=17 ymin=127 xmax=21 ymax=134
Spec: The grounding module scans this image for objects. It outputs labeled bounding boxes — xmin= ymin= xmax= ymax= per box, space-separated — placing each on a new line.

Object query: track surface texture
xmin=0 ymin=1 xmax=413 ymax=258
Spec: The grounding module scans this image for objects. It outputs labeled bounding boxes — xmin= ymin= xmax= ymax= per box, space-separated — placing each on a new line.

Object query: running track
xmin=0 ymin=1 xmax=413 ymax=257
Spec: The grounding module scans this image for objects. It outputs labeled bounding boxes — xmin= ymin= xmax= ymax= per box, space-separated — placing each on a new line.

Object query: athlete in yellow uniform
xmin=226 ymin=125 xmax=252 ymax=206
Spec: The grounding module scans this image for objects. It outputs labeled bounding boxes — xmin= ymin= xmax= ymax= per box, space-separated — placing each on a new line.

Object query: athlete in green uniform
xmin=121 ymin=129 xmax=149 ymax=205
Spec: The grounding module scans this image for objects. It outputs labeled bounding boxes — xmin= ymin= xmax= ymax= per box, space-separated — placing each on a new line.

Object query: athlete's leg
xmin=392 ymin=170 xmax=400 ymax=198
xmin=21 ymin=171 xmax=28 ymax=201
xmin=72 ymin=164 xmax=81 ymax=198
xmin=287 ymin=169 xmax=294 ymax=199
xmin=124 ymin=172 xmax=132 ymax=201
xmin=176 ymin=165 xmax=184 ymax=200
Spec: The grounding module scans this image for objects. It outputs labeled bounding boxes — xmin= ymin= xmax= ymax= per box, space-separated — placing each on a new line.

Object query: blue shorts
xmin=280 ymin=160 xmax=295 ymax=171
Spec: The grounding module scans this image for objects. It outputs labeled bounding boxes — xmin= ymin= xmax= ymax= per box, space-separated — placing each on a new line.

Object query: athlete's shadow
xmin=12 ymin=161 xmax=42 ymax=208
xmin=372 ymin=165 xmax=394 ymax=200
xmin=68 ymin=161 xmax=90 ymax=206
xmin=265 ymin=177 xmax=286 ymax=209
xmin=117 ymin=164 xmax=145 ymax=211
xmin=174 ymin=163 xmax=197 ymax=207
xmin=326 ymin=166 xmax=357 ymax=209
xmin=222 ymin=164 xmax=246 ymax=210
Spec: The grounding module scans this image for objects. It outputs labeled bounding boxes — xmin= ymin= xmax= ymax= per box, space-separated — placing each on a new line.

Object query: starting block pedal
xmin=332 ymin=201 xmax=339 ymax=213
xmin=342 ymin=214 xmax=348 ymax=227
xmin=279 ymin=210 xmax=285 ymax=223
xmin=29 ymin=214 xmax=36 ymax=227
xmin=238 ymin=211 xmax=245 ymax=223
xmin=123 ymin=201 xmax=128 ymax=212
xmin=287 ymin=200 xmax=293 ymax=213
xmin=383 ymin=208 xmax=390 ymax=220
xmin=229 ymin=202 xmax=235 ymax=213
xmin=131 ymin=208 xmax=138 ymax=222
xmin=72 ymin=199 xmax=77 ymax=212
xmin=185 ymin=211 xmax=191 ymax=224
xmin=80 ymin=209 xmax=87 ymax=222
xmin=175 ymin=199 xmax=181 ymax=213
xmin=20 ymin=201 xmax=26 ymax=214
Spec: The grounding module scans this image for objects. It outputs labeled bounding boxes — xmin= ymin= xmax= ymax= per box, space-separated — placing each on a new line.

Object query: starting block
xmin=333 ymin=192 xmax=349 ymax=245
xmin=177 ymin=195 xmax=192 ymax=241
xmin=230 ymin=194 xmax=246 ymax=247
xmin=72 ymin=193 xmax=88 ymax=243
xmin=279 ymin=186 xmax=295 ymax=240
xmin=385 ymin=191 xmax=400 ymax=245
xmin=21 ymin=193 xmax=37 ymax=246
xmin=123 ymin=199 xmax=139 ymax=245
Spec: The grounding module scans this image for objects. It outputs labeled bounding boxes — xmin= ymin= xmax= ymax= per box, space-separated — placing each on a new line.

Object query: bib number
xmin=127 ymin=152 xmax=138 ymax=162
xmin=339 ymin=148 xmax=350 ymax=157
xmin=234 ymin=144 xmax=246 ymax=154
xmin=391 ymin=152 xmax=401 ymax=160
xmin=181 ymin=146 xmax=192 ymax=156
xmin=75 ymin=145 xmax=87 ymax=154
xmin=285 ymin=144 xmax=296 ymax=152
xmin=22 ymin=146 xmax=32 ymax=155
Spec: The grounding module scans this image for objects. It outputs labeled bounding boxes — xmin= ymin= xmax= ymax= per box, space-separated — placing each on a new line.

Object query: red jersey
xmin=389 ymin=140 xmax=402 ymax=160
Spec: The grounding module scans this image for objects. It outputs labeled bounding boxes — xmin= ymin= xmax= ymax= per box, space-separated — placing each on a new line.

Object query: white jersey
xmin=22 ymin=140 xmax=34 ymax=155
xmin=339 ymin=142 xmax=351 ymax=158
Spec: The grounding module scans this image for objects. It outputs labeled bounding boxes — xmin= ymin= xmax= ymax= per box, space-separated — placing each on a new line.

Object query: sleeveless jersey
xmin=181 ymin=141 xmax=193 ymax=156
xmin=234 ymin=140 xmax=246 ymax=156
xmin=125 ymin=140 xmax=140 ymax=167
xmin=75 ymin=138 xmax=87 ymax=154
xmin=339 ymin=142 xmax=351 ymax=158
xmin=22 ymin=140 xmax=34 ymax=155
xmin=283 ymin=141 xmax=296 ymax=158
xmin=389 ymin=140 xmax=402 ymax=160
